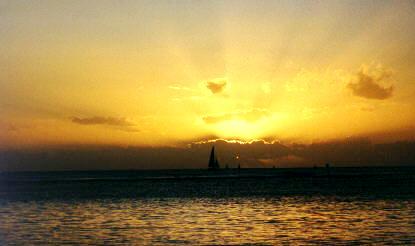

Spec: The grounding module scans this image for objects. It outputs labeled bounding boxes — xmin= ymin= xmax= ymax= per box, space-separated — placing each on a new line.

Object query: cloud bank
xmin=2 ymin=138 xmax=415 ymax=171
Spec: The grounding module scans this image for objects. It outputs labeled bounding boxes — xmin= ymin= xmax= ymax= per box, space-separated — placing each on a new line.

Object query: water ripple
xmin=1 ymin=197 xmax=415 ymax=245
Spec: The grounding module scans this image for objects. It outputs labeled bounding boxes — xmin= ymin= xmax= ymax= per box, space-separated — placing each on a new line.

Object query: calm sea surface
xmin=1 ymin=167 xmax=415 ymax=245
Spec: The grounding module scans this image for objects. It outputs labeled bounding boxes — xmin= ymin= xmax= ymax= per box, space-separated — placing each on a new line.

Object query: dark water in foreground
xmin=1 ymin=167 xmax=415 ymax=245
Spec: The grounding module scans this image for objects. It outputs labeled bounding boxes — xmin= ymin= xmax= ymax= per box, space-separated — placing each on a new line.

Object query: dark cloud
xmin=71 ymin=116 xmax=138 ymax=132
xmin=206 ymin=79 xmax=226 ymax=94
xmin=72 ymin=116 xmax=133 ymax=126
xmin=347 ymin=68 xmax=394 ymax=100
xmin=203 ymin=109 xmax=269 ymax=124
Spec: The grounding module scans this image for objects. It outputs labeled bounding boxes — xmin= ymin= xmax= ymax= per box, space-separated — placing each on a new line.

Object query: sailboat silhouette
xmin=208 ymin=146 xmax=220 ymax=170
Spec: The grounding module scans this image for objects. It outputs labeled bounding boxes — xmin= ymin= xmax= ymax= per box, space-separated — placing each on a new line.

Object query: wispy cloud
xmin=347 ymin=65 xmax=394 ymax=100
xmin=203 ymin=108 xmax=269 ymax=124
xmin=206 ymin=78 xmax=227 ymax=94
xmin=71 ymin=116 xmax=139 ymax=132
xmin=72 ymin=116 xmax=133 ymax=126
xmin=168 ymin=85 xmax=193 ymax=91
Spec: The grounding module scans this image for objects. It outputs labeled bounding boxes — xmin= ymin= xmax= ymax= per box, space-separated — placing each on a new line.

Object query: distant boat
xmin=208 ymin=146 xmax=220 ymax=170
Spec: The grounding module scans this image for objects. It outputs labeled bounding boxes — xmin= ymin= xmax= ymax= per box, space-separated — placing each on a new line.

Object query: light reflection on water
xmin=1 ymin=197 xmax=414 ymax=245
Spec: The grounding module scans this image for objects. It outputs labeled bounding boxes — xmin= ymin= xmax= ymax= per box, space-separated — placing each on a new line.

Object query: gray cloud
xmin=206 ymin=79 xmax=226 ymax=94
xmin=71 ymin=116 xmax=138 ymax=132
xmin=347 ymin=68 xmax=394 ymax=100
xmin=72 ymin=116 xmax=133 ymax=126
xmin=203 ymin=109 xmax=269 ymax=124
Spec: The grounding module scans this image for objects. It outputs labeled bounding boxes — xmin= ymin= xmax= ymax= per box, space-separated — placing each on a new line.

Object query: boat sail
xmin=208 ymin=146 xmax=220 ymax=170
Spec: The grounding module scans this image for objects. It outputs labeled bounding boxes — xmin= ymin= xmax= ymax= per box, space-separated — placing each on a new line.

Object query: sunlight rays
xmin=1 ymin=1 xmax=415 ymax=148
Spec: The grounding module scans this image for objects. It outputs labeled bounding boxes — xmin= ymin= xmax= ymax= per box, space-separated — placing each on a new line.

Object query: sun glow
xmin=1 ymin=1 xmax=415 ymax=148
xmin=209 ymin=120 xmax=269 ymax=140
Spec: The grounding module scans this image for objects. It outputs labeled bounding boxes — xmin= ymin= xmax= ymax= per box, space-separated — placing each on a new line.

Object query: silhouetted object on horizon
xmin=208 ymin=146 xmax=220 ymax=170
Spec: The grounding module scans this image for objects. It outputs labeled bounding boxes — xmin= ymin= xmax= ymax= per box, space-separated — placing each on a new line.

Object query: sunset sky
xmin=1 ymin=0 xmax=415 ymax=150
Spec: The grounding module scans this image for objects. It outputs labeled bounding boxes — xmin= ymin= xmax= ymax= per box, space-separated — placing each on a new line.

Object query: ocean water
xmin=1 ymin=167 xmax=415 ymax=245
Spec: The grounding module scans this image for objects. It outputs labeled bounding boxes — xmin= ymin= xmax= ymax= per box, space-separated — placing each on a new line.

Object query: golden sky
xmin=1 ymin=0 xmax=415 ymax=148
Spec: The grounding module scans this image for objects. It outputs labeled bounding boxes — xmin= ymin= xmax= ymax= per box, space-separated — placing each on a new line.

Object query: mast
xmin=208 ymin=146 xmax=220 ymax=170
xmin=208 ymin=146 xmax=215 ymax=169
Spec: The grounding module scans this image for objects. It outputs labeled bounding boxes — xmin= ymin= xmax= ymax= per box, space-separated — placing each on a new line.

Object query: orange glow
xmin=1 ymin=1 xmax=415 ymax=148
